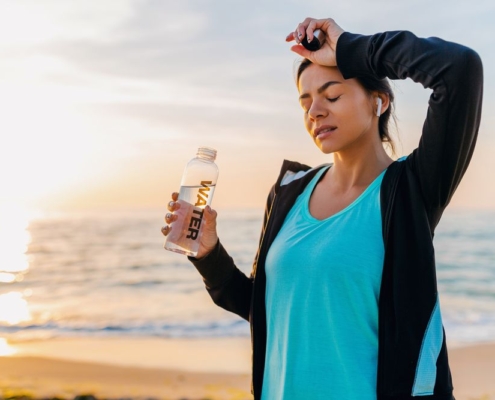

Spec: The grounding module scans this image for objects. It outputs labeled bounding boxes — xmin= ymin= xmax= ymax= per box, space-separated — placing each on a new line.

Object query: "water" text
xmin=186 ymin=181 xmax=212 ymax=240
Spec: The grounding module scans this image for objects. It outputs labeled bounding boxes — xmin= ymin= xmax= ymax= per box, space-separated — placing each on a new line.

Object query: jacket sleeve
xmin=188 ymin=184 xmax=276 ymax=322
xmin=336 ymin=31 xmax=483 ymax=228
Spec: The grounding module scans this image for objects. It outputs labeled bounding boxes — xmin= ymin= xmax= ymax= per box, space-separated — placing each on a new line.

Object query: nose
xmin=307 ymin=99 xmax=328 ymax=121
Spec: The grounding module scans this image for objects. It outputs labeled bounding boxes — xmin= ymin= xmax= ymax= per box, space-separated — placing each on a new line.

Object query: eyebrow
xmin=299 ymin=80 xmax=342 ymax=101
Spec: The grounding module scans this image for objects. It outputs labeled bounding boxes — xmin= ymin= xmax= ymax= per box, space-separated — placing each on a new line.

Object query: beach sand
xmin=1 ymin=338 xmax=494 ymax=400
xmin=1 ymin=337 xmax=253 ymax=400
xmin=0 ymin=356 xmax=252 ymax=400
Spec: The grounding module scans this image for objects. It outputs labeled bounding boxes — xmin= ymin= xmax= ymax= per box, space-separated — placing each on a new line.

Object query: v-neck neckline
xmin=303 ymin=165 xmax=387 ymax=223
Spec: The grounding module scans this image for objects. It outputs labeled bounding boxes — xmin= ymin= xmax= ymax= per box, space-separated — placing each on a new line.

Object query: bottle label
xmin=166 ymin=181 xmax=212 ymax=249
xmin=186 ymin=180 xmax=211 ymax=239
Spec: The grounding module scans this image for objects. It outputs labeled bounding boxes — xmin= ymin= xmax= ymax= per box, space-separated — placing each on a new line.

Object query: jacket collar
xmin=274 ymin=159 xmax=332 ymax=193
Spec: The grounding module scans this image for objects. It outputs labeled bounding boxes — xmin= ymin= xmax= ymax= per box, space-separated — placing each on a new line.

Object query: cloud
xmin=0 ymin=1 xmax=134 ymax=46
xmin=1 ymin=0 xmax=494 ymax=209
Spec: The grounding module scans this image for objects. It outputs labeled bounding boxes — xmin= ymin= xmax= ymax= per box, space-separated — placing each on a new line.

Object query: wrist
xmin=195 ymin=238 xmax=219 ymax=260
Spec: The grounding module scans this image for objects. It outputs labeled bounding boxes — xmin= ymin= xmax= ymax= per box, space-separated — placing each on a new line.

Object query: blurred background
xmin=0 ymin=1 xmax=494 ymax=397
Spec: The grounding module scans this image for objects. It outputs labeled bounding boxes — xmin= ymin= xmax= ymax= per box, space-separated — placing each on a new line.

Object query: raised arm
xmin=289 ymin=20 xmax=483 ymax=229
xmin=336 ymin=30 xmax=483 ymax=228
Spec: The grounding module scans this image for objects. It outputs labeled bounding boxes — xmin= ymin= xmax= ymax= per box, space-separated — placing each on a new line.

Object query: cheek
xmin=339 ymin=97 xmax=372 ymax=126
xmin=303 ymin=113 xmax=312 ymax=132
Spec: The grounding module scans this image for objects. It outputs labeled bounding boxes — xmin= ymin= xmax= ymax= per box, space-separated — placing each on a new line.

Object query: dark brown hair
xmin=296 ymin=58 xmax=398 ymax=157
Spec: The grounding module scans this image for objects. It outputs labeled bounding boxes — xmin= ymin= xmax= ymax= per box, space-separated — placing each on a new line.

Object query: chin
xmin=316 ymin=143 xmax=336 ymax=155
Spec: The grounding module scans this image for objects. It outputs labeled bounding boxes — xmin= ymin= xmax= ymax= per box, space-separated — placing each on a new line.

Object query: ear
xmin=375 ymin=93 xmax=390 ymax=117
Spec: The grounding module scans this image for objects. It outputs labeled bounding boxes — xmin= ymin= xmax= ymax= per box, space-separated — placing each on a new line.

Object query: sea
xmin=1 ymin=207 xmax=494 ymax=347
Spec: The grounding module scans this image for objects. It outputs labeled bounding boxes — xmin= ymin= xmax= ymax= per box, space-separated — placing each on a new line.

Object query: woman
xmin=162 ymin=18 xmax=483 ymax=400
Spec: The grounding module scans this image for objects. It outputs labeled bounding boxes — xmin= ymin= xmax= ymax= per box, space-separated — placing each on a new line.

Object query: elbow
xmin=466 ymin=47 xmax=483 ymax=75
xmin=445 ymin=45 xmax=484 ymax=105
xmin=211 ymin=295 xmax=251 ymax=322
xmin=458 ymin=46 xmax=484 ymax=87
xmin=465 ymin=46 xmax=482 ymax=66
xmin=207 ymin=283 xmax=252 ymax=322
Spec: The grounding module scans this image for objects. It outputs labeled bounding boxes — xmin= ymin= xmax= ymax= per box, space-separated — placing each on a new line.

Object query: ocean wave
xmin=1 ymin=208 xmax=493 ymax=346
xmin=0 ymin=319 xmax=251 ymax=341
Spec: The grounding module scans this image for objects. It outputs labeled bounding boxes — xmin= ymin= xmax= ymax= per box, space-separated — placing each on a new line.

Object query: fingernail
xmin=166 ymin=213 xmax=172 ymax=219
xmin=169 ymin=201 xmax=174 ymax=207
xmin=307 ymin=37 xmax=312 ymax=43
xmin=297 ymin=31 xmax=302 ymax=38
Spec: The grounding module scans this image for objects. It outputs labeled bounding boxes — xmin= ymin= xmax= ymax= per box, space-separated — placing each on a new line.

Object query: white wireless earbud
xmin=376 ymin=98 xmax=383 ymax=117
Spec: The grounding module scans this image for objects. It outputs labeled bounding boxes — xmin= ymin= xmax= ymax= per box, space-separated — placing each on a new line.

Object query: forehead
xmin=298 ymin=64 xmax=348 ymax=93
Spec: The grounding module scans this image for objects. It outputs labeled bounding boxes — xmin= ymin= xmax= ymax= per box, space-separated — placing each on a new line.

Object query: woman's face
xmin=298 ymin=63 xmax=378 ymax=155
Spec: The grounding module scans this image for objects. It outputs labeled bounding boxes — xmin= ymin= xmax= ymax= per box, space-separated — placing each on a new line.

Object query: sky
xmin=0 ymin=0 xmax=494 ymax=213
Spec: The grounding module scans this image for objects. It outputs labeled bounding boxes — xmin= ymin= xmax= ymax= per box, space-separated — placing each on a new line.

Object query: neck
xmin=327 ymin=138 xmax=394 ymax=192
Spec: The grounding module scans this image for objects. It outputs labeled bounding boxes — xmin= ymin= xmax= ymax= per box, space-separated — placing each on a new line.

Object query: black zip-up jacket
xmin=189 ymin=31 xmax=483 ymax=399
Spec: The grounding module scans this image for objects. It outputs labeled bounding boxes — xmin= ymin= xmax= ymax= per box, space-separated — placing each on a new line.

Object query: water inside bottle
xmin=164 ymin=183 xmax=216 ymax=257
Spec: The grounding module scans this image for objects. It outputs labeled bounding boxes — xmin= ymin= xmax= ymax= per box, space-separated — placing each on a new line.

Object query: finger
xmin=203 ymin=206 xmax=217 ymax=224
xmin=293 ymin=29 xmax=300 ymax=44
xmin=295 ymin=23 xmax=307 ymax=44
xmin=161 ymin=225 xmax=171 ymax=236
xmin=302 ymin=16 xmax=315 ymax=25
xmin=290 ymin=44 xmax=314 ymax=60
xmin=167 ymin=200 xmax=181 ymax=212
xmin=296 ymin=17 xmax=317 ymax=41
xmin=205 ymin=205 xmax=217 ymax=219
xmin=171 ymin=192 xmax=179 ymax=201
xmin=306 ymin=20 xmax=318 ymax=42
xmin=285 ymin=32 xmax=295 ymax=42
xmin=164 ymin=212 xmax=177 ymax=224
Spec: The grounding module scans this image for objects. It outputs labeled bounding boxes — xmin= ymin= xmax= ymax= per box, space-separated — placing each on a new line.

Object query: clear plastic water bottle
xmin=164 ymin=147 xmax=219 ymax=257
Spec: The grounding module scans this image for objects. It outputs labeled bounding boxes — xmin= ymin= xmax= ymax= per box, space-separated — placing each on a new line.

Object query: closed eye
xmin=327 ymin=95 xmax=341 ymax=103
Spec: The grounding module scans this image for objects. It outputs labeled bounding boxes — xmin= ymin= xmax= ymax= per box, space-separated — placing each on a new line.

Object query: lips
xmin=314 ymin=125 xmax=337 ymax=138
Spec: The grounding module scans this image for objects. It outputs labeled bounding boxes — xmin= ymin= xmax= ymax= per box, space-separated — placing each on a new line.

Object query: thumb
xmin=203 ymin=205 xmax=217 ymax=223
xmin=290 ymin=44 xmax=315 ymax=61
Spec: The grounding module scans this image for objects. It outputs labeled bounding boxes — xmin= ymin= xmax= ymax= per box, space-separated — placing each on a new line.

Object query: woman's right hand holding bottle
xmin=162 ymin=191 xmax=219 ymax=259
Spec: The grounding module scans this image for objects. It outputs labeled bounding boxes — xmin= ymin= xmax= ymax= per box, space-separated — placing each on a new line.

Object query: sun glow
xmin=0 ymin=292 xmax=31 ymax=325
xmin=0 ymin=90 xmax=99 ymax=203
xmin=0 ymin=337 xmax=16 ymax=356
xmin=0 ymin=204 xmax=33 ymax=326
xmin=0 ymin=203 xmax=31 ymax=274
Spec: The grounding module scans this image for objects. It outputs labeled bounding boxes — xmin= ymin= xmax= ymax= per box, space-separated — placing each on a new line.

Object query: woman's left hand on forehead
xmin=286 ymin=17 xmax=345 ymax=67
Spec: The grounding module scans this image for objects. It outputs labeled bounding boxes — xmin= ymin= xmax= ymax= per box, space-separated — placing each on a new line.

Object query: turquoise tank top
xmin=261 ymin=163 xmax=392 ymax=400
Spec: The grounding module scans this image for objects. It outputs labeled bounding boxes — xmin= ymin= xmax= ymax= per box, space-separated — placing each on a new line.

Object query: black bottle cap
xmin=301 ymin=36 xmax=321 ymax=51
xmin=300 ymin=29 xmax=325 ymax=51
